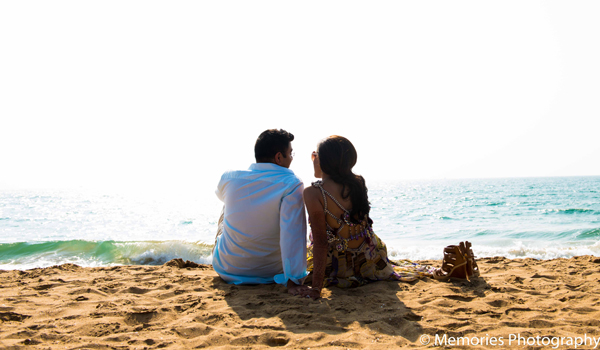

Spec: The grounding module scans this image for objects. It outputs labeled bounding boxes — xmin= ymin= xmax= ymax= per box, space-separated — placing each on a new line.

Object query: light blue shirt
xmin=212 ymin=163 xmax=308 ymax=285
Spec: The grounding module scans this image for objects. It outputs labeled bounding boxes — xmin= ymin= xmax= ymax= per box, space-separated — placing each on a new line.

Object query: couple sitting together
xmin=212 ymin=129 xmax=433 ymax=299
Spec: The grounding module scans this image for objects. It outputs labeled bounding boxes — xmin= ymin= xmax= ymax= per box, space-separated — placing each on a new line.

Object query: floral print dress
xmin=307 ymin=181 xmax=434 ymax=288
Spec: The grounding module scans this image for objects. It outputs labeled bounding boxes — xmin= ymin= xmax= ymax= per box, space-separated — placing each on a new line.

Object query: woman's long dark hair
xmin=317 ymin=136 xmax=371 ymax=223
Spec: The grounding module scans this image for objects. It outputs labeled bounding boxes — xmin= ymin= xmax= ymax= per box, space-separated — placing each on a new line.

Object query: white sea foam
xmin=388 ymin=240 xmax=600 ymax=261
xmin=119 ymin=241 xmax=213 ymax=265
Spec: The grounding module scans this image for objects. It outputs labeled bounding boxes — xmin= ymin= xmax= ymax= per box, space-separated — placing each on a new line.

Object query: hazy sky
xmin=1 ymin=1 xmax=599 ymax=195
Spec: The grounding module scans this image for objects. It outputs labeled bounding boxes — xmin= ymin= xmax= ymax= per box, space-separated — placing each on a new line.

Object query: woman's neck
xmin=320 ymin=173 xmax=332 ymax=184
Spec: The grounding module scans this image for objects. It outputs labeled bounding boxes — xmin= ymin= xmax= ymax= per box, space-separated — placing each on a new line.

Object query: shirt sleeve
xmin=274 ymin=182 xmax=308 ymax=286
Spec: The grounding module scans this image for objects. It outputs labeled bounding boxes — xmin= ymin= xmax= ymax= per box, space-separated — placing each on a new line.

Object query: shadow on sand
xmin=215 ymin=277 xmax=427 ymax=343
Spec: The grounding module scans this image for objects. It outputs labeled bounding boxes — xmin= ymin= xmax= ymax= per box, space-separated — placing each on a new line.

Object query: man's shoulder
xmin=281 ymin=171 xmax=303 ymax=186
xmin=218 ymin=166 xmax=302 ymax=189
xmin=245 ymin=164 xmax=302 ymax=183
xmin=220 ymin=168 xmax=251 ymax=180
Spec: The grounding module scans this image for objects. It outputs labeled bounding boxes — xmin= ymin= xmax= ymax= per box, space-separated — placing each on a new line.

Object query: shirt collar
xmin=249 ymin=162 xmax=294 ymax=174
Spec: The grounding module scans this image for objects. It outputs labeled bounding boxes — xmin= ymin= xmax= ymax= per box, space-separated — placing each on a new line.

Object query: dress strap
xmin=311 ymin=181 xmax=350 ymax=213
xmin=311 ymin=181 xmax=345 ymax=228
xmin=312 ymin=181 xmax=328 ymax=212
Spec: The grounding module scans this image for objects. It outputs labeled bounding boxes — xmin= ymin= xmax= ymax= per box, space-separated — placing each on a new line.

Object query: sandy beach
xmin=2 ymin=256 xmax=600 ymax=349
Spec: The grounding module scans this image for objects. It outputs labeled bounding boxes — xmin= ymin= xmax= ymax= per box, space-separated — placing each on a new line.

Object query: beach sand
xmin=2 ymin=256 xmax=600 ymax=349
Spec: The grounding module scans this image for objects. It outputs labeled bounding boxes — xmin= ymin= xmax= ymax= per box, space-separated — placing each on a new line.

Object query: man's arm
xmin=275 ymin=182 xmax=308 ymax=286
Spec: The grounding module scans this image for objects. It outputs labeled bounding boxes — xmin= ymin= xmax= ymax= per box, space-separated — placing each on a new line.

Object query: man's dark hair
xmin=254 ymin=129 xmax=294 ymax=163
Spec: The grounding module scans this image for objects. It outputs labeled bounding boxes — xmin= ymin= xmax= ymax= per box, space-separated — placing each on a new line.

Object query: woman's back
xmin=313 ymin=180 xmax=369 ymax=249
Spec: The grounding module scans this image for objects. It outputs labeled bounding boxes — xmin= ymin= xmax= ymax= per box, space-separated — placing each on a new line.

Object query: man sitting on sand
xmin=212 ymin=129 xmax=308 ymax=294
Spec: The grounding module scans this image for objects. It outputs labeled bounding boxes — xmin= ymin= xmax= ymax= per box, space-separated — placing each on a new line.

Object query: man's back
xmin=212 ymin=163 xmax=307 ymax=285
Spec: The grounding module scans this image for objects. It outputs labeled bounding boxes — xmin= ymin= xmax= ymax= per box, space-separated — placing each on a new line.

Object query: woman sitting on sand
xmin=298 ymin=136 xmax=434 ymax=299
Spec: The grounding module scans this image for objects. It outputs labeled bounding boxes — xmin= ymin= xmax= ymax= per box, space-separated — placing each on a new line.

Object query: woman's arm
xmin=303 ymin=187 xmax=328 ymax=299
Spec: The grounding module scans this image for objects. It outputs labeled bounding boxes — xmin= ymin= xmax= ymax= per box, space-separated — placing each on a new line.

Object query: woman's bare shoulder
xmin=303 ymin=185 xmax=323 ymax=208
xmin=303 ymin=185 xmax=320 ymax=199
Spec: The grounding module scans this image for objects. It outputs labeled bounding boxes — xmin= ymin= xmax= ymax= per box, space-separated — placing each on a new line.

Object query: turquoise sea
xmin=1 ymin=176 xmax=599 ymax=270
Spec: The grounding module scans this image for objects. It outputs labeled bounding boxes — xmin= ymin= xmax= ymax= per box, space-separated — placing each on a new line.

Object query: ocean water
xmin=1 ymin=176 xmax=599 ymax=270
